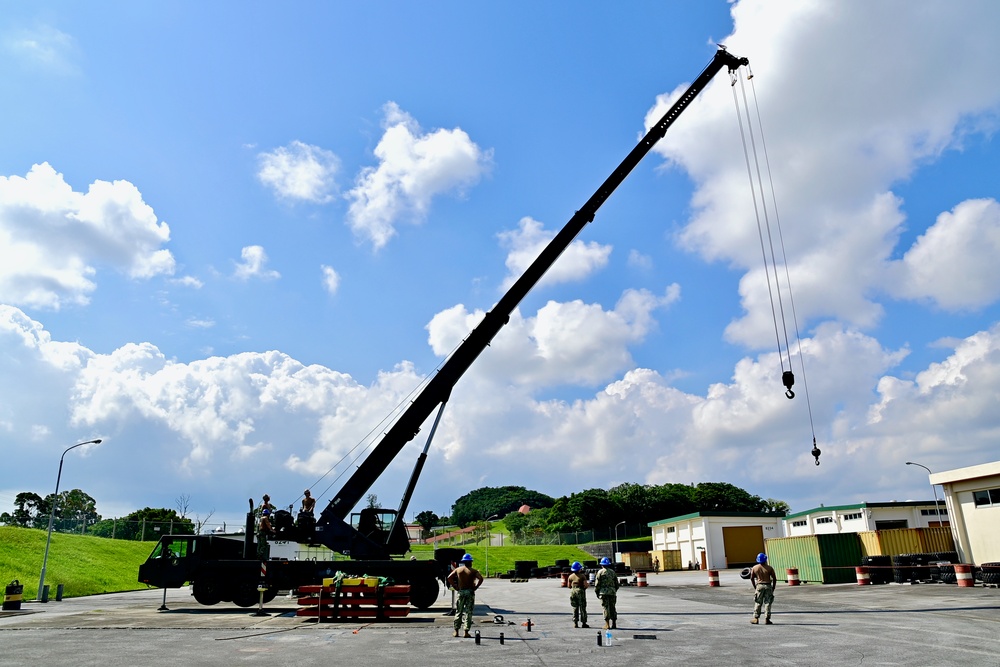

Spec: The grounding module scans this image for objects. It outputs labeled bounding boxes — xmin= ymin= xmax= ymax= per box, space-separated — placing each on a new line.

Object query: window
xmin=667 ymin=526 xmax=676 ymax=533
xmin=815 ymin=517 xmax=833 ymax=524
xmin=973 ymin=488 xmax=1000 ymax=507
xmin=791 ymin=520 xmax=807 ymax=527
xmin=921 ymin=508 xmax=948 ymax=516
xmin=843 ymin=513 xmax=863 ymax=521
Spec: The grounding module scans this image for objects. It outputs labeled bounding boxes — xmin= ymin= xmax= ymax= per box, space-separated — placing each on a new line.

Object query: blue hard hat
xmin=756 ymin=553 xmax=768 ymax=564
xmin=461 ymin=553 xmax=473 ymax=562
xmin=571 ymin=561 xmax=583 ymax=572
xmin=600 ymin=557 xmax=611 ymax=566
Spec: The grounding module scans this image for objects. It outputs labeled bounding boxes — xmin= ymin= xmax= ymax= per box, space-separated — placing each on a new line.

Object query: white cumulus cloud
xmin=257 ymin=141 xmax=340 ymax=203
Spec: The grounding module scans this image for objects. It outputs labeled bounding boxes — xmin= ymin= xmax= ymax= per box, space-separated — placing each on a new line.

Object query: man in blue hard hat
xmin=447 ymin=553 xmax=483 ymax=638
xmin=567 ymin=561 xmax=590 ymax=628
xmin=750 ymin=552 xmax=777 ymax=625
xmin=594 ymin=557 xmax=620 ymax=629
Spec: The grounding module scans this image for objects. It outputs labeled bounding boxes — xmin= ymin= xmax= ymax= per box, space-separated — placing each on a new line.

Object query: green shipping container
xmin=764 ymin=534 xmax=862 ymax=584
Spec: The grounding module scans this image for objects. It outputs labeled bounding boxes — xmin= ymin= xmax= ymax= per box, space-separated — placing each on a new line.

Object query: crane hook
xmin=811 ymin=438 xmax=821 ymax=466
xmin=782 ymin=370 xmax=795 ymax=399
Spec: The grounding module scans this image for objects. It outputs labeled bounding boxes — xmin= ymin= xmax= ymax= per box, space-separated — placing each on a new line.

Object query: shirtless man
xmin=750 ymin=552 xmax=777 ymax=625
xmin=446 ymin=553 xmax=484 ymax=637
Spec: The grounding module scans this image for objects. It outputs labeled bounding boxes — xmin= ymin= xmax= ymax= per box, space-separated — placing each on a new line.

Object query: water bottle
xmin=605 ymin=629 xmax=612 ymax=647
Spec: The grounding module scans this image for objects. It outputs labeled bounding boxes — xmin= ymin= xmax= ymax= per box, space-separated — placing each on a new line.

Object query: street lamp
xmin=614 ymin=521 xmax=626 ymax=563
xmin=906 ymin=462 xmax=944 ymax=527
xmin=38 ymin=438 xmax=102 ymax=601
xmin=484 ymin=514 xmax=498 ymax=578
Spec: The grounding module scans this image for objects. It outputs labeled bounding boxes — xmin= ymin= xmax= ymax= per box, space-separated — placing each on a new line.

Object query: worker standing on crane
xmin=447 ymin=553 xmax=483 ymax=638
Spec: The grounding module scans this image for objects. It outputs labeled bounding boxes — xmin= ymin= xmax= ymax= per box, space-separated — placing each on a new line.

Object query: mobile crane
xmin=139 ymin=47 xmax=750 ymax=609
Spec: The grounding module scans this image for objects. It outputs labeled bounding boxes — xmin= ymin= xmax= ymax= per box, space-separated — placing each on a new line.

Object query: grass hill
xmin=0 ymin=526 xmax=153 ymax=600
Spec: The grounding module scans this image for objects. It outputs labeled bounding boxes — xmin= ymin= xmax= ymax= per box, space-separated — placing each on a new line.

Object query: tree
xmin=43 ymin=489 xmax=100 ymax=533
xmin=1 ymin=492 xmax=45 ymax=528
xmin=90 ymin=507 xmax=193 ymax=541
xmin=693 ymin=482 xmax=767 ymax=513
xmin=762 ymin=498 xmax=791 ymax=514
xmin=450 ymin=486 xmax=555 ymax=527
xmin=366 ymin=493 xmax=379 ymax=509
xmin=414 ymin=510 xmax=440 ymax=537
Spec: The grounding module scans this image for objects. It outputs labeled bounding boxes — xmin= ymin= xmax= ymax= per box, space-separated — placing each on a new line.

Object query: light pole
xmin=614 ymin=521 xmax=626 ymax=563
xmin=906 ymin=462 xmax=944 ymax=526
xmin=484 ymin=514 xmax=498 ymax=577
xmin=38 ymin=438 xmax=102 ymax=601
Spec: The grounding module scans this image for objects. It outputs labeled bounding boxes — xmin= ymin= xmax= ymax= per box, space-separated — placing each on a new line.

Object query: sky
xmin=2 ymin=1 xmax=999 ymax=532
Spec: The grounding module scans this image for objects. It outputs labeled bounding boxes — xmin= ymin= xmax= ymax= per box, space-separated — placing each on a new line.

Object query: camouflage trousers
xmin=454 ymin=590 xmax=476 ymax=631
xmin=599 ymin=593 xmax=617 ymax=622
xmin=753 ymin=583 xmax=774 ymax=620
xmin=570 ymin=587 xmax=588 ymax=624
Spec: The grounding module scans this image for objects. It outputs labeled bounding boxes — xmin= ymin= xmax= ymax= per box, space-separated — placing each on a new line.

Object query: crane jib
xmin=326 ymin=47 xmax=748 ymax=521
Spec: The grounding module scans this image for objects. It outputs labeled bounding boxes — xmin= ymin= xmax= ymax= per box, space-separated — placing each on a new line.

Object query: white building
xmin=648 ymin=512 xmax=785 ymax=570
xmin=782 ymin=501 xmax=946 ymax=537
xmin=930 ymin=460 xmax=1000 ymax=565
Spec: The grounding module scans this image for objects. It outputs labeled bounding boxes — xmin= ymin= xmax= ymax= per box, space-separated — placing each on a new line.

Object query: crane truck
xmin=138 ymin=46 xmax=750 ymax=609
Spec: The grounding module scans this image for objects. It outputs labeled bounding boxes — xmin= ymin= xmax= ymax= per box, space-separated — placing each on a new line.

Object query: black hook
xmin=811 ymin=438 xmax=821 ymax=466
xmin=782 ymin=370 xmax=795 ymax=399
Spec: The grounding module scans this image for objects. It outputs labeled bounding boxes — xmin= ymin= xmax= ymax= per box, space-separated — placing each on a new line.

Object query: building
xmin=782 ymin=501 xmax=946 ymax=537
xmin=930 ymin=460 xmax=1000 ymax=565
xmin=648 ymin=511 xmax=785 ymax=570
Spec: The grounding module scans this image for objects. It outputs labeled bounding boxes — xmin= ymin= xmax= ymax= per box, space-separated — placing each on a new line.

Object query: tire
xmin=979 ymin=562 xmax=1000 ymax=585
xmin=192 ymin=580 xmax=221 ymax=606
xmin=862 ymin=556 xmax=892 ymax=584
xmin=232 ymin=582 xmax=259 ymax=608
xmin=892 ymin=555 xmax=912 ymax=583
xmin=408 ymin=577 xmax=439 ymax=610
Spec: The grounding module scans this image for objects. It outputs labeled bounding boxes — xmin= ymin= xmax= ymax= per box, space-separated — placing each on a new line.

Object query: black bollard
xmin=55 ymin=584 xmax=64 ymax=601
xmin=526 ymin=618 xmax=532 ymax=632
xmin=500 ymin=632 xmax=504 ymax=645
xmin=474 ymin=630 xmax=481 ymax=645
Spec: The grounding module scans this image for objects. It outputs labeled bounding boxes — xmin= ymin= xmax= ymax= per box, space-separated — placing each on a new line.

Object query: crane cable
xmin=730 ymin=64 xmax=821 ymax=465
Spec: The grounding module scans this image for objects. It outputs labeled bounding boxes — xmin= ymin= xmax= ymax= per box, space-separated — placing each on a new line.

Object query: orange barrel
xmin=708 ymin=570 xmax=720 ymax=587
xmin=560 ymin=572 xmax=568 ymax=588
xmin=855 ymin=566 xmax=871 ymax=585
xmin=955 ymin=564 xmax=974 ymax=588
xmin=786 ymin=568 xmax=800 ymax=586
xmin=637 ymin=572 xmax=647 ymax=587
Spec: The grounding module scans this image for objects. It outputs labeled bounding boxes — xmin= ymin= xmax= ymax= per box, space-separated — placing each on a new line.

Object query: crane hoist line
xmin=138 ymin=47 xmax=786 ymax=611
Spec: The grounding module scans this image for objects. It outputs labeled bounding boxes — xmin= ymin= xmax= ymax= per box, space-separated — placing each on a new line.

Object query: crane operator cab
xmin=138 ymin=536 xmax=197 ymax=589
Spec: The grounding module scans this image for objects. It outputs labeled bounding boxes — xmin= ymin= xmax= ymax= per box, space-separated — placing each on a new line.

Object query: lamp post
xmin=614 ymin=521 xmax=626 ymax=563
xmin=484 ymin=514 xmax=498 ymax=577
xmin=38 ymin=438 xmax=102 ymax=601
xmin=906 ymin=462 xmax=944 ymax=527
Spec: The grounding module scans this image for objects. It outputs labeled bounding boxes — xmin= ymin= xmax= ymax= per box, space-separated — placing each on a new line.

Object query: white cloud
xmin=886 ymin=198 xmax=1000 ymax=310
xmin=0 ymin=163 xmax=175 ymax=309
xmin=257 ymin=141 xmax=340 ymax=203
xmin=345 ymin=102 xmax=493 ymax=249
xmin=321 ymin=265 xmax=340 ymax=295
xmin=170 ymin=276 xmax=203 ymax=289
xmin=499 ymin=217 xmax=612 ymax=290
xmin=233 ymin=245 xmax=280 ymax=281
xmin=642 ymin=1 xmax=1000 ymax=347
xmin=3 ymin=24 xmax=78 ymax=74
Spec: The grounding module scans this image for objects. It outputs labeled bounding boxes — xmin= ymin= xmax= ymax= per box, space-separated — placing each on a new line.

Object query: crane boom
xmin=318 ymin=46 xmax=748 ymax=541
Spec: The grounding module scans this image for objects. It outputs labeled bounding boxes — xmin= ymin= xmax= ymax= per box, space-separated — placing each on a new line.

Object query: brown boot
xmin=464 ymin=630 xmax=472 ymax=638
xmin=453 ymin=629 xmax=459 ymax=637
xmin=765 ymin=619 xmax=773 ymax=625
xmin=750 ymin=617 xmax=759 ymax=625
xmin=603 ymin=622 xmax=609 ymax=630
xmin=574 ymin=622 xmax=578 ymax=628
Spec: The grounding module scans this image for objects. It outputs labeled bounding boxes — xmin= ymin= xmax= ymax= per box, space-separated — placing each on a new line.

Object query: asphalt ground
xmin=1 ymin=569 xmax=998 ymax=666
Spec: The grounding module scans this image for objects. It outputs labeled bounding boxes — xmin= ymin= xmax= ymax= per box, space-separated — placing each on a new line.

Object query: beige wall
xmin=932 ymin=462 xmax=1000 ymax=565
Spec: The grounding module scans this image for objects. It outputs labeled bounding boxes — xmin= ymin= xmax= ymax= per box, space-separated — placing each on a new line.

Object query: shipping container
xmin=648 ymin=549 xmax=683 ymax=571
xmin=622 ymin=551 xmax=652 ymax=571
xmin=858 ymin=527 xmax=955 ymax=557
xmin=764 ymin=534 xmax=862 ymax=584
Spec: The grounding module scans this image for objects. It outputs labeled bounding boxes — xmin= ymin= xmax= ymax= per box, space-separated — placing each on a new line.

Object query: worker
xmin=258 ymin=493 xmax=275 ymax=517
xmin=750 ymin=552 xmax=777 ymax=625
xmin=594 ymin=556 xmax=620 ymax=629
xmin=256 ymin=508 xmax=273 ymax=560
xmin=653 ymin=557 xmax=660 ymax=574
xmin=446 ymin=553 xmax=483 ymax=638
xmin=301 ymin=489 xmax=316 ymax=514
xmin=568 ymin=561 xmax=590 ymax=628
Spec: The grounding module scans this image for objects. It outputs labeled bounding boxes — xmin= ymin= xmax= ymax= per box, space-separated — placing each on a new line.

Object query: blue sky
xmin=2 ymin=1 xmax=999 ymax=530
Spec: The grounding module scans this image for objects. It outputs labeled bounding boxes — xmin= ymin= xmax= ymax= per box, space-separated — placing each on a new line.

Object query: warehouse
xmin=782 ymin=500 xmax=946 ymax=537
xmin=930 ymin=460 xmax=1000 ymax=565
xmin=648 ymin=511 xmax=785 ymax=570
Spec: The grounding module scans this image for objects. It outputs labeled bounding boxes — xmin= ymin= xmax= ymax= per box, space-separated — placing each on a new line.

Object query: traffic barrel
xmin=637 ymin=572 xmax=647 ymax=587
xmin=708 ymin=570 xmax=720 ymax=587
xmin=786 ymin=568 xmax=800 ymax=586
xmin=955 ymin=564 xmax=974 ymax=588
xmin=855 ymin=566 xmax=871 ymax=585
xmin=560 ymin=572 xmax=568 ymax=588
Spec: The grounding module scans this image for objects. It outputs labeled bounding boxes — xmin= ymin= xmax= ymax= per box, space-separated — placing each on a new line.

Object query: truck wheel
xmin=232 ymin=583 xmax=259 ymax=607
xmin=192 ymin=580 xmax=221 ymax=606
xmin=408 ymin=578 xmax=439 ymax=609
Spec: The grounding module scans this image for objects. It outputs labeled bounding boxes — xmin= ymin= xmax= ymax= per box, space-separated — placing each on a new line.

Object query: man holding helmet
xmin=750 ymin=552 xmax=777 ymax=625
xmin=567 ymin=561 xmax=590 ymax=628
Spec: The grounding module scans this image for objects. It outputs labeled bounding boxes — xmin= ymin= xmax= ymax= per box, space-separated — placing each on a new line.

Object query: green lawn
xmin=0 ymin=526 xmax=154 ymax=600
xmin=410 ymin=543 xmax=594 ymax=577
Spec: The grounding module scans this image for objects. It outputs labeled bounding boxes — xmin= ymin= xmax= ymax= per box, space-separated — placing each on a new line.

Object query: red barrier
xmin=708 ymin=570 xmax=720 ymax=587
xmin=786 ymin=568 xmax=800 ymax=586
xmin=955 ymin=564 xmax=974 ymax=588
xmin=855 ymin=566 xmax=871 ymax=585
